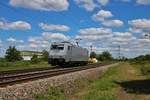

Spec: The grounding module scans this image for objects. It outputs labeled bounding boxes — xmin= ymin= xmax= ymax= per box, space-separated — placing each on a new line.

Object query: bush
xmin=31 ymin=55 xmax=39 ymax=64
xmin=141 ymin=66 xmax=150 ymax=75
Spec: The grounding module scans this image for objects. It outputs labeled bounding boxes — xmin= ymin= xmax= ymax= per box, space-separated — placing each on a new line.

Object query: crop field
xmin=35 ymin=62 xmax=150 ymax=100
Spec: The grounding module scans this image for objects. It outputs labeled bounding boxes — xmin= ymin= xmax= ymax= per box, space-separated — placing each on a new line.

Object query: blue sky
xmin=0 ymin=0 xmax=150 ymax=58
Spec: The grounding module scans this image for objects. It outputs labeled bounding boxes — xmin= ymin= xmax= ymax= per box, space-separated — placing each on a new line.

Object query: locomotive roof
xmin=52 ymin=41 xmax=72 ymax=45
xmin=51 ymin=42 xmax=88 ymax=51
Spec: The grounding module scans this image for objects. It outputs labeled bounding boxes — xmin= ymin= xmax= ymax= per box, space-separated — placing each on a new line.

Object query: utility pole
xmin=118 ymin=45 xmax=121 ymax=60
xmin=145 ymin=33 xmax=150 ymax=53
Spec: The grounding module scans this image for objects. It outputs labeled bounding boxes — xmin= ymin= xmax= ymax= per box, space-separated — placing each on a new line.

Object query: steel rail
xmin=0 ymin=63 xmax=114 ymax=87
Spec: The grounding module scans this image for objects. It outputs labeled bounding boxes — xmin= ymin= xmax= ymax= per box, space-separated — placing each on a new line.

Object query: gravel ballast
xmin=0 ymin=63 xmax=118 ymax=100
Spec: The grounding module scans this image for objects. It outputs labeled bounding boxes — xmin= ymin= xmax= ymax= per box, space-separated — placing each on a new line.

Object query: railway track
xmin=0 ymin=63 xmax=114 ymax=87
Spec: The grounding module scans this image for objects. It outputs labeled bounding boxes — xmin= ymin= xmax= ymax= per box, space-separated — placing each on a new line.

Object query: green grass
xmin=0 ymin=60 xmax=52 ymax=71
xmin=72 ymin=62 xmax=150 ymax=100
xmin=75 ymin=64 xmax=118 ymax=100
xmin=130 ymin=61 xmax=150 ymax=76
xmin=35 ymin=86 xmax=66 ymax=100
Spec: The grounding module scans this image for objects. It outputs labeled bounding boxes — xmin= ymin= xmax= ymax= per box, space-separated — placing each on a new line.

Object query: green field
xmin=0 ymin=61 xmax=52 ymax=71
xmin=35 ymin=62 xmax=150 ymax=100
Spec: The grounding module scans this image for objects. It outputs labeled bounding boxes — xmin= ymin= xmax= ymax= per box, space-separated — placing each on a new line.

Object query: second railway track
xmin=0 ymin=63 xmax=114 ymax=87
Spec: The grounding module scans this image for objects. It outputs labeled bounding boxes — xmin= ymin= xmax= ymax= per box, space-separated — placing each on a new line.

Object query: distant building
xmin=20 ymin=51 xmax=43 ymax=61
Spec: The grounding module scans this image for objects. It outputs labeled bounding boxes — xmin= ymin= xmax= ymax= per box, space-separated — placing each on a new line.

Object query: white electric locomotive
xmin=48 ymin=42 xmax=89 ymax=66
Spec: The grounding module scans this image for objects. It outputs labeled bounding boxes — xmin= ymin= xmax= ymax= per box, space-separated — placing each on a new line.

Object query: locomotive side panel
xmin=69 ymin=46 xmax=88 ymax=62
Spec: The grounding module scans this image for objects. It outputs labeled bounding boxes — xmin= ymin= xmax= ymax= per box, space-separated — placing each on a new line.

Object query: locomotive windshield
xmin=51 ymin=44 xmax=64 ymax=50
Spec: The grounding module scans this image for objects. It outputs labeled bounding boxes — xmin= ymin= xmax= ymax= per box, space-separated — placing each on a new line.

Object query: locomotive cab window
xmin=51 ymin=44 xmax=64 ymax=50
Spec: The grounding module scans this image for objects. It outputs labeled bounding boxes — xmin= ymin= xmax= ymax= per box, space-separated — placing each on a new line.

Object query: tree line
xmin=4 ymin=46 xmax=49 ymax=63
xmin=129 ymin=54 xmax=150 ymax=64
xmin=90 ymin=51 xmax=114 ymax=61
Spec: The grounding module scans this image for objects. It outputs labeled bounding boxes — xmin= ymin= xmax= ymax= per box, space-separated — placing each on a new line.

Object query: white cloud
xmin=102 ymin=19 xmax=124 ymax=27
xmin=129 ymin=19 xmax=150 ymax=29
xmin=128 ymin=19 xmax=150 ymax=33
xmin=110 ymin=32 xmax=136 ymax=46
xmin=79 ymin=27 xmax=112 ymax=35
xmin=29 ymin=43 xmax=38 ymax=48
xmin=93 ymin=10 xmax=123 ymax=27
xmin=7 ymin=37 xmax=16 ymax=43
xmin=138 ymin=38 xmax=150 ymax=44
xmin=17 ymin=40 xmax=24 ymax=44
xmin=75 ymin=0 xmax=109 ymax=11
xmin=114 ymin=32 xmax=136 ymax=41
xmin=7 ymin=37 xmax=24 ymax=47
xmin=42 ymin=32 xmax=68 ymax=40
xmin=128 ymin=38 xmax=150 ymax=54
xmin=128 ymin=27 xmax=142 ymax=33
xmin=0 ymin=20 xmax=31 ymax=30
xmin=17 ymin=45 xmax=26 ymax=50
xmin=28 ymin=36 xmax=50 ymax=49
xmin=75 ymin=0 xmax=96 ymax=11
xmin=28 ymin=37 xmax=37 ymax=44
xmin=39 ymin=23 xmax=70 ymax=31
xmin=136 ymin=0 xmax=150 ymax=5
xmin=121 ymin=0 xmax=131 ymax=2
xmin=92 ymin=10 xmax=113 ymax=21
xmin=97 ymin=0 xmax=109 ymax=6
xmin=76 ymin=35 xmax=112 ymax=41
xmin=76 ymin=27 xmax=112 ymax=41
xmin=28 ymin=36 xmax=48 ymax=44
xmin=7 ymin=37 xmax=24 ymax=44
xmin=10 ymin=0 xmax=69 ymax=11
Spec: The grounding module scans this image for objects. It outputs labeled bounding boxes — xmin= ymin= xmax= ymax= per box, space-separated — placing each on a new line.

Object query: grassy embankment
xmin=35 ymin=62 xmax=150 ymax=100
xmin=0 ymin=59 xmax=114 ymax=72
xmin=0 ymin=60 xmax=52 ymax=71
